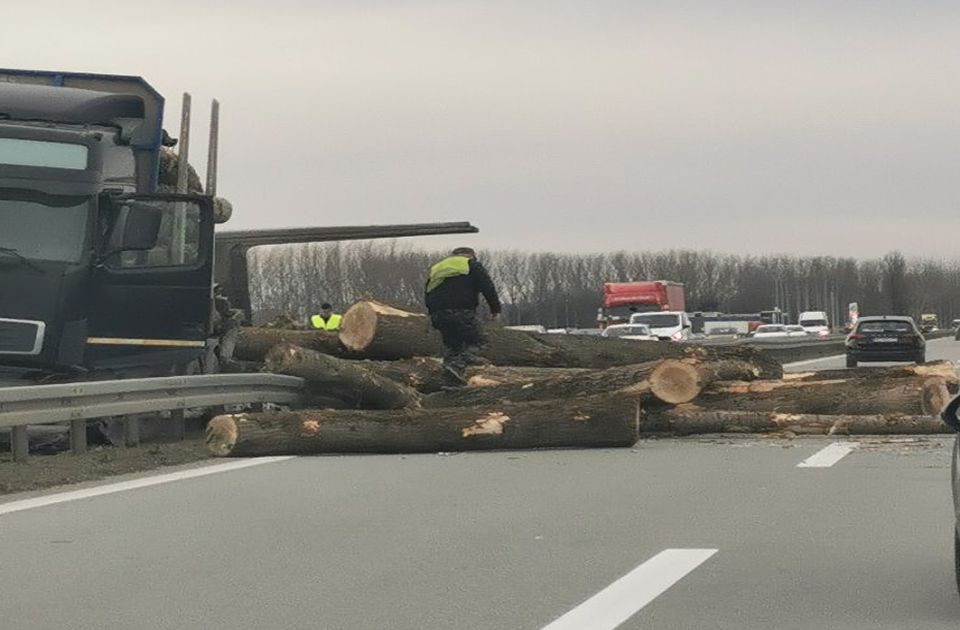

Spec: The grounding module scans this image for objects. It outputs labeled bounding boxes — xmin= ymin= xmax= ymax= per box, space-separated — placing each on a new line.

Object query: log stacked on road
xmin=204 ymin=299 xmax=959 ymax=457
xmin=206 ymin=393 xmax=641 ymax=457
xmin=337 ymin=300 xmax=783 ymax=377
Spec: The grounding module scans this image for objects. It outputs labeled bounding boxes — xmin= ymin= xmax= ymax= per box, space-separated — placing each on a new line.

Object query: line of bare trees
xmin=248 ymin=243 xmax=960 ymax=329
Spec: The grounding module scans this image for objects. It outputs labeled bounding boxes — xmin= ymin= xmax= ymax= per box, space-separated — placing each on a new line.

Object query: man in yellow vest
xmin=309 ymin=303 xmax=342 ymax=331
xmin=425 ymin=247 xmax=501 ymax=383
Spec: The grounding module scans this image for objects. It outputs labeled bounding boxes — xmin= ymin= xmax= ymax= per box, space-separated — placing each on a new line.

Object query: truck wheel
xmin=845 ymin=355 xmax=857 ymax=368
xmin=916 ymin=352 xmax=926 ymax=364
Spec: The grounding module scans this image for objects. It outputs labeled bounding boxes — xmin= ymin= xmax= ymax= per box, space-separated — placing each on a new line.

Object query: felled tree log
xmin=362 ymin=357 xmax=591 ymax=394
xmin=421 ymin=358 xmax=762 ymax=408
xmin=698 ymin=375 xmax=950 ymax=416
xmin=423 ymin=361 xmax=658 ymax=408
xmin=264 ymin=344 xmax=420 ymax=410
xmin=647 ymin=358 xmax=766 ymax=405
xmin=338 ymin=300 xmax=782 ymax=377
xmin=787 ymin=360 xmax=958 ymax=391
xmin=641 ymin=406 xmax=951 ymax=435
xmin=234 ymin=327 xmax=346 ymax=362
xmin=205 ymin=393 xmax=641 ymax=456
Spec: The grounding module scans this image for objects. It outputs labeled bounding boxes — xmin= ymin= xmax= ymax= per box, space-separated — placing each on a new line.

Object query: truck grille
xmin=0 ymin=318 xmax=44 ymax=355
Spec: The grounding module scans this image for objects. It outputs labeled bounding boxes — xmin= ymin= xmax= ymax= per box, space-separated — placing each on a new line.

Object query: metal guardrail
xmin=0 ymin=374 xmax=304 ymax=461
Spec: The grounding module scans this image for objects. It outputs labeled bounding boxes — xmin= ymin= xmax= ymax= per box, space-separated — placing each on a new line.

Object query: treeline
xmin=248 ymin=243 xmax=960 ymax=328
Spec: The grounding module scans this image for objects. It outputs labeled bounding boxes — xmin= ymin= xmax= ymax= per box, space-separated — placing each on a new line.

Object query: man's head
xmin=452 ymin=247 xmax=476 ymax=259
xmin=321 ymin=302 xmax=333 ymax=315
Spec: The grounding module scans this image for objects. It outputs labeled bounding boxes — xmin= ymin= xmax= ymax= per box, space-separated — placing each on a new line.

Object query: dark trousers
xmin=430 ymin=309 xmax=484 ymax=372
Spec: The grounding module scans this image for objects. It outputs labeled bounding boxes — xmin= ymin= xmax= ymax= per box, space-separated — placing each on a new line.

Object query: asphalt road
xmin=0 ymin=437 xmax=958 ymax=629
xmin=784 ymin=335 xmax=959 ymax=372
xmin=2 ymin=337 xmax=960 ymax=629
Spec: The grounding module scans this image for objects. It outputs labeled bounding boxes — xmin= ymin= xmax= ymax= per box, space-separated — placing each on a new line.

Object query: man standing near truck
xmin=425 ymin=247 xmax=501 ymax=383
xmin=309 ymin=303 xmax=342 ymax=331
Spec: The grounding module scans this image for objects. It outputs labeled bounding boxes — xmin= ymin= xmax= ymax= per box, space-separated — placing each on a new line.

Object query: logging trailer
xmin=0 ymin=68 xmax=477 ymax=456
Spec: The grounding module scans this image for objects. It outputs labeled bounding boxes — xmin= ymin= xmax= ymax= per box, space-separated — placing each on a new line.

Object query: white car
xmin=785 ymin=325 xmax=809 ymax=337
xmin=752 ymin=324 xmax=791 ymax=338
xmin=628 ymin=311 xmax=692 ymax=341
xmin=601 ymin=323 xmax=658 ymax=341
xmin=798 ymin=311 xmax=831 ymax=337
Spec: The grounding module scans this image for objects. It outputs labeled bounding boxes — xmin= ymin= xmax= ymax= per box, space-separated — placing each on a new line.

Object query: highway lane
xmin=1 ymin=437 xmax=959 ymax=629
xmin=785 ymin=336 xmax=959 ymax=372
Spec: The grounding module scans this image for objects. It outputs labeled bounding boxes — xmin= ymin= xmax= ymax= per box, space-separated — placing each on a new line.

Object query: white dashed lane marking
xmin=797 ymin=442 xmax=858 ymax=468
xmin=540 ymin=548 xmax=718 ymax=630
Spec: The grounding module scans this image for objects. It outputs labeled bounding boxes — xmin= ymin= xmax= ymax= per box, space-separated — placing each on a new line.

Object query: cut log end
xmin=649 ymin=360 xmax=702 ymax=404
xmin=206 ymin=414 xmax=240 ymax=457
xmin=921 ymin=377 xmax=951 ymax=417
xmin=339 ymin=301 xmax=378 ymax=351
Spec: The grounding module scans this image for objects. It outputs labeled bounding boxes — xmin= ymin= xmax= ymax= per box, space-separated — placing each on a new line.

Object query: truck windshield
xmin=800 ymin=319 xmax=828 ymax=327
xmin=0 ymin=190 xmax=89 ymax=263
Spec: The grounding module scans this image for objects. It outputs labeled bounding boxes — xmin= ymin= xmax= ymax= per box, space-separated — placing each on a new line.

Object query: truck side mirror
xmin=120 ymin=203 xmax=163 ymax=251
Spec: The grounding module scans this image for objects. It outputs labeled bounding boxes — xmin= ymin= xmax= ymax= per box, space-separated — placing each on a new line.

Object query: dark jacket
xmin=425 ymin=258 xmax=501 ymax=314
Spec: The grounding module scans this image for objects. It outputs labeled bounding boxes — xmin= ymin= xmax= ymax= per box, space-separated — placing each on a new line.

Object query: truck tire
xmin=916 ymin=352 xmax=926 ymax=365
xmin=845 ymin=354 xmax=857 ymax=368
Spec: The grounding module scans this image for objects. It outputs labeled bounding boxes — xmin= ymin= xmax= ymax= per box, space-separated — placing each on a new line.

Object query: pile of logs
xmin=205 ymin=300 xmax=957 ymax=457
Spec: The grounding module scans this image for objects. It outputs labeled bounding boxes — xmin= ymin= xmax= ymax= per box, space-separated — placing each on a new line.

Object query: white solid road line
xmin=0 ymin=456 xmax=294 ymax=517
xmin=797 ymin=442 xmax=858 ymax=468
xmin=541 ymin=548 xmax=718 ymax=630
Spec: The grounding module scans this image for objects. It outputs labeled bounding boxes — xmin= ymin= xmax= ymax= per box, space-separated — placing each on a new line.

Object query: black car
xmin=844 ymin=315 xmax=925 ymax=368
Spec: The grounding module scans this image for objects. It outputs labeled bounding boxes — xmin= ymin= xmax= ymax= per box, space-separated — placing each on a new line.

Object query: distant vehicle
xmin=707 ymin=326 xmax=741 ymax=340
xmin=598 ymin=281 xmax=685 ymax=328
xmin=752 ymin=324 xmax=790 ymax=339
xmin=601 ymin=323 xmax=657 ymax=341
xmin=845 ymin=315 xmax=925 ymax=368
xmin=629 ymin=311 xmax=691 ymax=341
xmin=785 ymin=325 xmax=809 ymax=337
xmin=920 ymin=313 xmax=939 ymax=333
xmin=505 ymin=325 xmax=547 ymax=333
xmin=798 ymin=311 xmax=831 ymax=337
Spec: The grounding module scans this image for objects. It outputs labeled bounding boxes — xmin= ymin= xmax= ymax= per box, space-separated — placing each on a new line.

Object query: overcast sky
xmin=2 ymin=1 xmax=958 ymax=257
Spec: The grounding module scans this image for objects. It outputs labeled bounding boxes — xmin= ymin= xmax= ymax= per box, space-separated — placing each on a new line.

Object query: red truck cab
xmin=598 ymin=281 xmax=686 ymax=328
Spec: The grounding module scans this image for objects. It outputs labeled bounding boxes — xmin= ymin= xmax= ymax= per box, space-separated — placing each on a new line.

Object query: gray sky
xmin=2 ymin=1 xmax=958 ymax=257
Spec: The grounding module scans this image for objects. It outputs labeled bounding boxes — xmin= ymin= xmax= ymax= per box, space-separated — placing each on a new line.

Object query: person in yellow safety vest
xmin=425 ymin=247 xmax=501 ymax=384
xmin=309 ymin=303 xmax=342 ymax=331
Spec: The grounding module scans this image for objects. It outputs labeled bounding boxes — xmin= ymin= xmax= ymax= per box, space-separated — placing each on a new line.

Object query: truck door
xmin=86 ymin=194 xmax=215 ymax=370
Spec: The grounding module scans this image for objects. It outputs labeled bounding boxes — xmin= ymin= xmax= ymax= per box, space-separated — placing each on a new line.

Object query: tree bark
xmin=338 ymin=300 xmax=783 ymax=377
xmin=787 ymin=360 xmax=958 ymax=390
xmin=422 ymin=362 xmax=658 ymax=408
xmin=361 ymin=358 xmax=591 ymax=394
xmin=205 ymin=393 xmax=641 ymax=457
xmin=420 ymin=358 xmax=763 ymax=408
xmin=264 ymin=344 xmax=420 ymax=410
xmin=698 ymin=375 xmax=948 ymax=416
xmin=641 ymin=406 xmax=951 ymax=435
xmin=234 ymin=327 xmax=346 ymax=362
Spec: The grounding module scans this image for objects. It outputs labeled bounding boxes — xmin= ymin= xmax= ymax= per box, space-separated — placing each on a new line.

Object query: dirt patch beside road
xmin=0 ymin=440 xmax=210 ymax=496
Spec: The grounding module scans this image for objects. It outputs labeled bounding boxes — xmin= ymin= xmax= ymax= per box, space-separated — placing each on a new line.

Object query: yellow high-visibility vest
xmin=310 ymin=313 xmax=342 ymax=330
xmin=426 ymin=255 xmax=470 ymax=293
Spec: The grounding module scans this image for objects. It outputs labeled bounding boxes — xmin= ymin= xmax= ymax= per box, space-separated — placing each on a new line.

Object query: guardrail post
xmin=171 ymin=409 xmax=186 ymax=441
xmin=123 ymin=416 xmax=140 ymax=447
xmin=70 ymin=419 xmax=87 ymax=455
xmin=11 ymin=426 xmax=28 ymax=462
